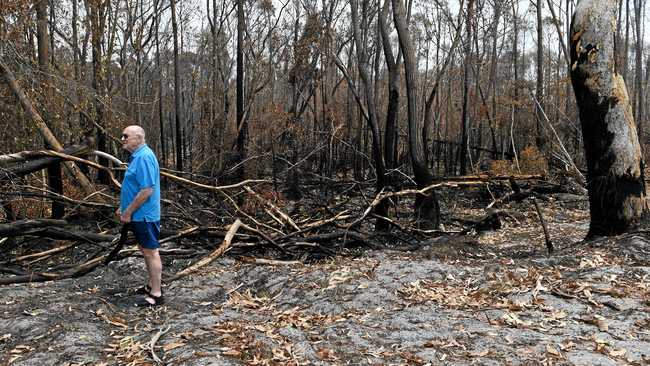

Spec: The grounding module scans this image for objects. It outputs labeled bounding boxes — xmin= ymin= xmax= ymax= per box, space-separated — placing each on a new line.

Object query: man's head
xmin=121 ymin=125 xmax=146 ymax=153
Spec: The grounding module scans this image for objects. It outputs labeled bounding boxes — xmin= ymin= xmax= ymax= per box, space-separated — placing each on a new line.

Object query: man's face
xmin=121 ymin=129 xmax=141 ymax=153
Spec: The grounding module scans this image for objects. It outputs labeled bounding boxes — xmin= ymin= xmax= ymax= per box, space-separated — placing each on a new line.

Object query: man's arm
xmin=120 ymin=187 xmax=154 ymax=223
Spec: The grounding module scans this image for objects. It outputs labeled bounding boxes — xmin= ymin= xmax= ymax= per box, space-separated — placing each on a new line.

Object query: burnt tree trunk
xmin=350 ymin=0 xmax=389 ymax=231
xmin=391 ymin=0 xmax=440 ymax=228
xmin=570 ymin=0 xmax=648 ymax=237
xmin=36 ymin=0 xmax=64 ymax=218
xmin=236 ymin=0 xmax=247 ymax=182
xmin=378 ymin=0 xmax=399 ymax=175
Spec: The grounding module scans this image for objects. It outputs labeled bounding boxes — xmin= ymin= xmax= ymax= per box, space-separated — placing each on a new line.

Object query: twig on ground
xmin=169 ymin=219 xmax=242 ymax=282
xmin=150 ymin=325 xmax=171 ymax=363
xmin=531 ymin=197 xmax=554 ymax=254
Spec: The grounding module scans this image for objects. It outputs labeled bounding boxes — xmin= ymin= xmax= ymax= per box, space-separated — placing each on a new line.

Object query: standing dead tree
xmin=391 ymin=0 xmax=440 ymax=229
xmin=570 ymin=0 xmax=648 ymax=237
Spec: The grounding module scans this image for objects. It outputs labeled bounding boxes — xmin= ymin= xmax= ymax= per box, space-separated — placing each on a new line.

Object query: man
xmin=117 ymin=125 xmax=163 ymax=307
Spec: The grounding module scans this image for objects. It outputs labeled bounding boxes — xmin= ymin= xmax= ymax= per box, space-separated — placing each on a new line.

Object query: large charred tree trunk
xmin=350 ymin=0 xmax=389 ymax=231
xmin=570 ymin=0 xmax=648 ymax=237
xmin=89 ymin=0 xmax=109 ymax=184
xmin=391 ymin=0 xmax=440 ymax=228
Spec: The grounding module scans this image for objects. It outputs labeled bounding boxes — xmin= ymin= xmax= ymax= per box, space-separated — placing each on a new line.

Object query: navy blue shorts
xmin=131 ymin=221 xmax=161 ymax=249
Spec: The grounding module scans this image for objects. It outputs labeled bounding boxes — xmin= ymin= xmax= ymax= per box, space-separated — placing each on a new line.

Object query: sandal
xmin=135 ymin=293 xmax=164 ymax=307
xmin=135 ymin=285 xmax=151 ymax=295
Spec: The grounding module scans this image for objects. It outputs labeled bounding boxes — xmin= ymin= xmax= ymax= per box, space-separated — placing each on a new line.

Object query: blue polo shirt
xmin=120 ymin=144 xmax=161 ymax=222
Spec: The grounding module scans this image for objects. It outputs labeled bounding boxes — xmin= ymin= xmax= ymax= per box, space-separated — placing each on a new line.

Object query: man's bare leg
xmin=139 ymin=246 xmax=153 ymax=289
xmin=141 ymin=247 xmax=162 ymax=298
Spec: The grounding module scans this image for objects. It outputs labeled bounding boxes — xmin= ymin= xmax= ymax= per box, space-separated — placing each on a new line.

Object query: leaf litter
xmin=1 ymin=191 xmax=650 ymax=365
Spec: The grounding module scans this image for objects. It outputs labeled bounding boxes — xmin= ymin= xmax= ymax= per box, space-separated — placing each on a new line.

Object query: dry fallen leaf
xmin=222 ymin=348 xmax=242 ymax=357
xmin=501 ymin=312 xmax=529 ymax=327
xmin=608 ymin=348 xmax=627 ymax=357
xmin=423 ymin=339 xmax=444 ymax=348
xmin=582 ymin=314 xmax=609 ymax=331
xmin=546 ymin=344 xmax=561 ymax=357
xmin=559 ymin=340 xmax=576 ymax=351
xmin=400 ymin=351 xmax=425 ymax=364
xmin=327 ymin=267 xmax=352 ymax=289
xmin=316 ymin=347 xmax=337 ymax=360
xmin=163 ymin=341 xmax=185 ymax=351
xmin=550 ymin=310 xmax=567 ymax=320
xmin=470 ymin=349 xmax=490 ymax=357
xmin=595 ymin=316 xmax=609 ymax=332
xmin=532 ymin=275 xmax=549 ymax=300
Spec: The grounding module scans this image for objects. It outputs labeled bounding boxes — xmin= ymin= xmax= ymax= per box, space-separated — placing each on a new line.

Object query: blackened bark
xmin=36 ymin=0 xmax=64 ymax=218
xmin=391 ymin=0 xmax=440 ymax=228
xmin=378 ymin=0 xmax=399 ymax=173
xmin=351 ymin=0 xmax=389 ymax=231
xmin=89 ymin=0 xmax=109 ymax=184
xmin=570 ymin=0 xmax=648 ymax=237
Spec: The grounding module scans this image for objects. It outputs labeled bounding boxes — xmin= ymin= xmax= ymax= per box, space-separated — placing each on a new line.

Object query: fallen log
xmin=457 ymin=209 xmax=502 ymax=234
xmin=0 ymin=220 xmax=116 ymax=243
xmin=0 ymin=219 xmax=68 ymax=236
xmin=291 ymin=230 xmax=381 ymax=249
xmin=0 ymin=144 xmax=89 ymax=177
xmin=433 ymin=173 xmax=544 ymax=182
xmin=0 ymin=253 xmax=105 ymax=285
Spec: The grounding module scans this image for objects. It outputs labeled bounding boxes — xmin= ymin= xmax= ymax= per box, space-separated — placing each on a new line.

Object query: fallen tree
xmin=0 ymin=145 xmax=569 ymax=286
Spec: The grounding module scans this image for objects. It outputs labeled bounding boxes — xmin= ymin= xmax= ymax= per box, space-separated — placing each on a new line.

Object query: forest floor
xmin=1 ymin=186 xmax=650 ymax=365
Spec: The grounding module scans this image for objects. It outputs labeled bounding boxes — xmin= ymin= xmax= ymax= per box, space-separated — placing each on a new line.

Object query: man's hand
xmin=120 ymin=209 xmax=132 ymax=223
xmin=119 ymin=187 xmax=152 ymax=224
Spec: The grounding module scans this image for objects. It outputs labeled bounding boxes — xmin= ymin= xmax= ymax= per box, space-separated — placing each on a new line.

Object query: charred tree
xmin=378 ymin=0 xmax=399 ymax=174
xmin=88 ymin=0 xmax=109 ymax=184
xmin=236 ymin=0 xmax=247 ymax=182
xmin=570 ymin=0 xmax=648 ymax=237
xmin=36 ymin=0 xmax=63 ymax=218
xmin=350 ymin=0 xmax=389 ymax=231
xmin=391 ymin=0 xmax=440 ymax=228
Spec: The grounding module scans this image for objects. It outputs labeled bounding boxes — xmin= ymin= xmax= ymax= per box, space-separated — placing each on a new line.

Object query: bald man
xmin=117 ymin=125 xmax=163 ymax=307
